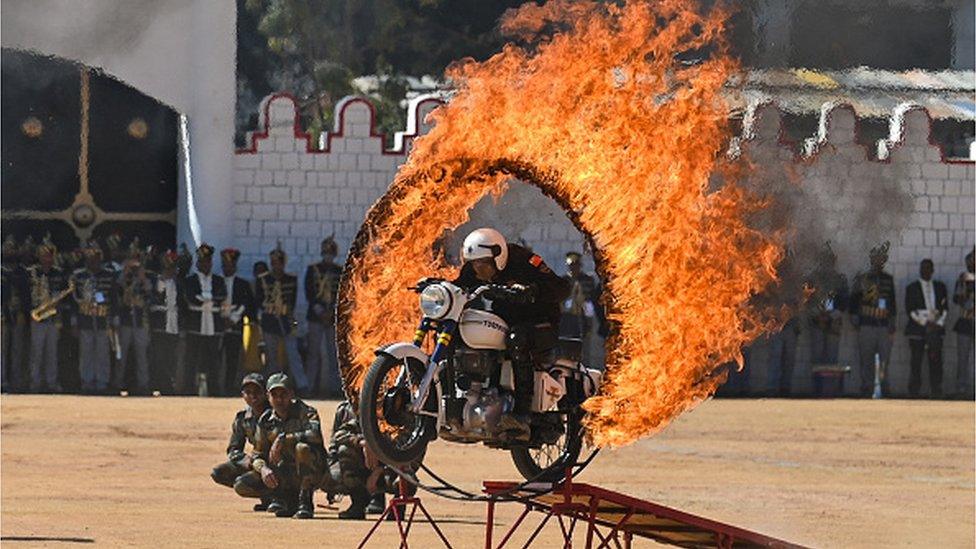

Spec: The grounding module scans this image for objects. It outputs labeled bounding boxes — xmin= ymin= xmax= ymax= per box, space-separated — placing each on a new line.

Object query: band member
xmin=807 ymin=244 xmax=849 ymax=367
xmin=182 ymin=243 xmax=227 ymax=396
xmin=559 ymin=251 xmax=601 ymax=365
xmin=71 ymin=242 xmax=118 ymax=394
xmin=953 ymin=249 xmax=975 ymax=398
xmin=256 ymin=244 xmax=309 ymax=394
xmin=1 ymin=235 xmax=26 ymax=392
xmin=114 ymin=243 xmax=153 ymax=395
xmin=304 ymin=236 xmax=342 ymax=397
xmin=149 ymin=251 xmax=182 ymax=394
xmin=25 ymin=237 xmax=70 ymax=393
xmin=220 ymin=248 xmax=254 ymax=395
xmin=905 ymin=259 xmax=948 ymax=398
xmin=850 ymin=242 xmax=897 ymax=397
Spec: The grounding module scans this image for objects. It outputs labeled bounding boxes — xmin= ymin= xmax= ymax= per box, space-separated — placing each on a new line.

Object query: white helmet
xmin=461 ymin=228 xmax=508 ymax=270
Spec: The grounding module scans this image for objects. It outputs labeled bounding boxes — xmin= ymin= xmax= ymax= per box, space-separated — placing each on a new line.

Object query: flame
xmin=338 ymin=0 xmax=785 ymax=447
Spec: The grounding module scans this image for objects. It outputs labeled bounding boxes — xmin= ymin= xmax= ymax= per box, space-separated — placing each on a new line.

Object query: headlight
xmin=419 ymin=284 xmax=452 ymax=319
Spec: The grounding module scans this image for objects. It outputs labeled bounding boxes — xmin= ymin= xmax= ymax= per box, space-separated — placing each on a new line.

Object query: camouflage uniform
xmin=234 ymin=398 xmax=327 ymax=504
xmin=211 ymin=405 xmax=266 ymax=488
xmin=320 ymin=401 xmax=372 ymax=511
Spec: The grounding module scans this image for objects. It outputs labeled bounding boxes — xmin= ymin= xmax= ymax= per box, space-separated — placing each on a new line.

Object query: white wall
xmin=234 ymin=92 xmax=974 ymax=396
xmin=1 ymin=0 xmax=237 ymax=247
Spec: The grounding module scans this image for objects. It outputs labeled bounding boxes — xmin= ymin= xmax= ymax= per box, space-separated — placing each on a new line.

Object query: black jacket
xmin=453 ymin=244 xmax=571 ymax=326
xmin=904 ymin=279 xmax=948 ymax=337
xmin=304 ymin=262 xmax=341 ymax=323
xmin=223 ymin=274 xmax=255 ymax=332
xmin=181 ymin=272 xmax=228 ymax=335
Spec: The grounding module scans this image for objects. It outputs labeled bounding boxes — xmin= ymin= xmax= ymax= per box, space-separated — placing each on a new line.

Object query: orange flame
xmin=338 ymin=0 xmax=785 ymax=447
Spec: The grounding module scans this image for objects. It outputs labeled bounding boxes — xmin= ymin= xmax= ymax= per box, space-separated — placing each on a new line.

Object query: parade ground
xmin=1 ymin=396 xmax=972 ymax=548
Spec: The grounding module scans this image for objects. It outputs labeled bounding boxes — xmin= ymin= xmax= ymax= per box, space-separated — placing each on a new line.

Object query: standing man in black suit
xmin=220 ymin=248 xmax=254 ymax=395
xmin=182 ymin=244 xmax=227 ymax=396
xmin=905 ymin=259 xmax=948 ymax=398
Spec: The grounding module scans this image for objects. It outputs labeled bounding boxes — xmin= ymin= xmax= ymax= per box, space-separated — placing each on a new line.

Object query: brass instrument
xmin=31 ymin=281 xmax=75 ymax=322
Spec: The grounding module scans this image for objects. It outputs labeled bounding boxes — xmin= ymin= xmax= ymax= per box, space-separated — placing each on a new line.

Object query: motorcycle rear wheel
xmin=509 ymin=410 xmax=583 ymax=482
xmin=359 ymin=353 xmax=431 ymax=467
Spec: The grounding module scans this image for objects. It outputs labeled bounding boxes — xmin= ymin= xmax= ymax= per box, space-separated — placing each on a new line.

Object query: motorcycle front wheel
xmin=358 ymin=353 xmax=431 ymax=467
xmin=509 ymin=410 xmax=584 ymax=482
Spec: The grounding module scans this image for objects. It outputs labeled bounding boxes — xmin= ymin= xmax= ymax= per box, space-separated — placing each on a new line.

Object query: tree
xmin=237 ymin=0 xmax=525 ymax=144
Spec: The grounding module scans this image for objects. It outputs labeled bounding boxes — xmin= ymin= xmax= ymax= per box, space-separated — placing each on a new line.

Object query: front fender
xmin=376 ymin=342 xmax=430 ymax=366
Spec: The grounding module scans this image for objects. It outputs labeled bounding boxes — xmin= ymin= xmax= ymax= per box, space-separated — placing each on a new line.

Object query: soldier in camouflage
xmin=211 ymin=373 xmax=270 ymax=510
xmin=234 ymin=373 xmax=326 ymax=519
xmin=319 ymin=400 xmax=375 ymax=519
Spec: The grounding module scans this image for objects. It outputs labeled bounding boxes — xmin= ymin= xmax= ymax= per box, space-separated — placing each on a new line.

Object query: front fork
xmin=408 ymin=319 xmax=455 ymax=415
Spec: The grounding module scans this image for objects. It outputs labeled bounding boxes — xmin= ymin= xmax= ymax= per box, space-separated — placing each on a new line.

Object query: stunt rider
xmin=452 ymin=228 xmax=571 ymax=440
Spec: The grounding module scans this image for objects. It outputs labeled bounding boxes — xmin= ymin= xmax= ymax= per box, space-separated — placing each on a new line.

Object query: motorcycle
xmin=358 ymin=278 xmax=602 ymax=482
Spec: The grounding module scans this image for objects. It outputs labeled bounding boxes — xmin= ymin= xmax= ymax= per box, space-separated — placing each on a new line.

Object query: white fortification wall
xmin=233 ymin=93 xmax=974 ymax=397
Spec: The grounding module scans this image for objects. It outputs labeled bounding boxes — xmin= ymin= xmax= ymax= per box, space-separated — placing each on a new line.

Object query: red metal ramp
xmin=484 ymin=479 xmax=806 ymax=549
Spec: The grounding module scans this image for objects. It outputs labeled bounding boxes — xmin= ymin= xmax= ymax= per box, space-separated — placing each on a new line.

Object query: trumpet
xmin=31 ymin=281 xmax=75 ymax=322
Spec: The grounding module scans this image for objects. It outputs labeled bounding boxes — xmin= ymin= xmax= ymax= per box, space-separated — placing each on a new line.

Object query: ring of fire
xmin=336 ymin=0 xmax=786 ymax=448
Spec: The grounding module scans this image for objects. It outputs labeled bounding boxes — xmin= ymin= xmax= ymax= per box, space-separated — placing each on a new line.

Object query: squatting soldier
xmin=850 ymin=242 xmax=897 ymax=396
xmin=149 ymin=251 xmax=182 ymax=393
xmin=26 ymin=238 xmax=70 ymax=393
xmin=256 ymin=244 xmax=309 ymax=393
xmin=234 ymin=373 xmax=325 ymax=519
xmin=71 ymin=243 xmax=118 ymax=394
xmin=182 ymin=244 xmax=227 ymax=395
xmin=304 ymin=236 xmax=342 ymax=397
xmin=219 ymin=248 xmax=254 ymax=396
xmin=211 ymin=373 xmax=270 ymax=510
xmin=320 ymin=400 xmax=374 ymax=519
xmin=114 ymin=244 xmax=152 ymax=395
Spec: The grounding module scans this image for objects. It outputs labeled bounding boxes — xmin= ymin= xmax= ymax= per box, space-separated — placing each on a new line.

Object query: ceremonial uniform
xmin=71 ymin=264 xmax=119 ymax=393
xmin=115 ymin=264 xmax=152 ymax=393
xmin=25 ymin=263 xmax=69 ymax=392
xmin=850 ymin=269 xmax=897 ymax=396
xmin=807 ymin=271 xmax=849 ymax=367
xmin=149 ymin=258 xmax=182 ymax=394
xmin=304 ymin=261 xmax=342 ymax=396
xmin=256 ymin=269 xmax=309 ymax=392
xmin=905 ymin=276 xmax=948 ymax=397
xmin=953 ymin=262 xmax=974 ymax=397
xmin=221 ymin=272 xmax=254 ymax=395
xmin=182 ymin=267 xmax=227 ymax=395
xmin=1 ymin=260 xmax=25 ymax=391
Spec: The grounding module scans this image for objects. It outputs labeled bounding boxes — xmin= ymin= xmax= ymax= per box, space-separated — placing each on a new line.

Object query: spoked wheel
xmin=358 ymin=353 xmax=431 ymax=467
xmin=509 ymin=410 xmax=583 ymax=482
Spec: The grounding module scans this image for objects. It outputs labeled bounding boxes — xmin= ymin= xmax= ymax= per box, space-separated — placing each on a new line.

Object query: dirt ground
xmin=1 ymin=396 xmax=972 ymax=548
